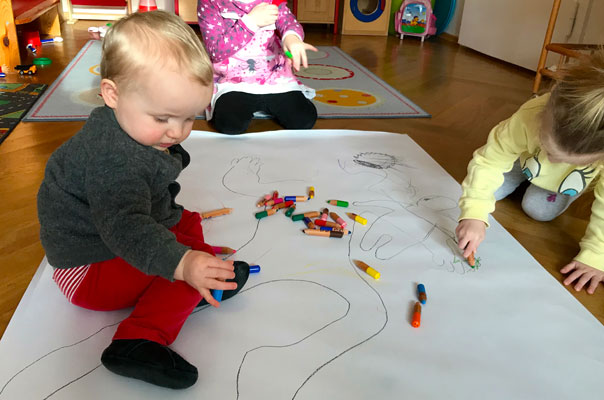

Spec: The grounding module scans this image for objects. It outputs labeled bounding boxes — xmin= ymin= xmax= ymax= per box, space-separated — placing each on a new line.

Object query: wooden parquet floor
xmin=0 ymin=22 xmax=602 ymax=339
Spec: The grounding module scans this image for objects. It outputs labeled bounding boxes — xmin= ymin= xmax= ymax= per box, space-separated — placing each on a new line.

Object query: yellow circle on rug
xmin=314 ymin=89 xmax=378 ymax=107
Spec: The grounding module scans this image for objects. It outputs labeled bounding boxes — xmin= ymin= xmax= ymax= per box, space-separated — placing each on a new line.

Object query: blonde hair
xmin=101 ymin=10 xmax=213 ymax=91
xmin=547 ymin=49 xmax=604 ymax=154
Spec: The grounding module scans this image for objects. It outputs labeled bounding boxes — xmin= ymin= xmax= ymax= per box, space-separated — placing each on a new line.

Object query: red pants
xmin=54 ymin=210 xmax=213 ymax=345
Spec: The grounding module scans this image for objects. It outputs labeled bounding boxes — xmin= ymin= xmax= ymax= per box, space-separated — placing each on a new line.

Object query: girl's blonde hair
xmin=548 ymin=50 xmax=604 ymax=154
xmin=101 ymin=10 xmax=213 ymax=91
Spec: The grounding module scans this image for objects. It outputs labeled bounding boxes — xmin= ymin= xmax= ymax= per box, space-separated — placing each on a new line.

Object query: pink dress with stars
xmin=197 ymin=0 xmax=315 ymax=119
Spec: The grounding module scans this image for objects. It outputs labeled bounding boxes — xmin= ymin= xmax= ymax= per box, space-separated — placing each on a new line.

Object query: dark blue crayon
xmin=319 ymin=226 xmax=351 ymax=234
xmin=417 ymin=283 xmax=427 ymax=304
xmin=249 ymin=265 xmax=261 ymax=273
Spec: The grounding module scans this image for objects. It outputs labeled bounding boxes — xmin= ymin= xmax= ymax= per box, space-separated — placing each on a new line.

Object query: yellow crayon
xmin=347 ymin=212 xmax=367 ymax=225
xmin=308 ymin=186 xmax=315 ymax=199
xmin=353 ymin=260 xmax=380 ymax=280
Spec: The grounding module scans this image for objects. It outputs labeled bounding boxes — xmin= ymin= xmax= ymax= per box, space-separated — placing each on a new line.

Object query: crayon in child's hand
xmin=467 ymin=251 xmax=476 ymax=268
xmin=211 ymin=246 xmax=236 ymax=255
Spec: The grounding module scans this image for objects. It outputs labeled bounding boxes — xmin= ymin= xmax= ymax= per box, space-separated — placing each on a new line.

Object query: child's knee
xmin=521 ymin=201 xmax=557 ymax=221
xmin=211 ymin=114 xmax=251 ymax=135
xmin=283 ymin=101 xmax=317 ymax=129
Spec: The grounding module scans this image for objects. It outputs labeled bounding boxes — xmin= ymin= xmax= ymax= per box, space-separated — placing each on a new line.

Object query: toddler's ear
xmin=100 ymin=78 xmax=119 ymax=108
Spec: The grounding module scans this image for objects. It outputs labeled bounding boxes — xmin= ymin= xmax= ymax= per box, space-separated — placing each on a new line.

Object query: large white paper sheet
xmin=1 ymin=130 xmax=603 ymax=400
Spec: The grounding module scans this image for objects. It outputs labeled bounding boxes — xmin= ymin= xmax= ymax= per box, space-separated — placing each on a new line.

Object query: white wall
xmin=458 ymin=0 xmax=603 ymax=71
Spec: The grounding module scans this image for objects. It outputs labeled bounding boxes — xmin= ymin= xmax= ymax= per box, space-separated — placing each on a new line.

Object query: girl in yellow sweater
xmin=457 ymin=51 xmax=604 ymax=294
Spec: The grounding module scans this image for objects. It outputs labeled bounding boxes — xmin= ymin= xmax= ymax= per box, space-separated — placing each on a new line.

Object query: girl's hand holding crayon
xmin=283 ymin=35 xmax=317 ymax=71
xmin=174 ymin=250 xmax=237 ymax=307
xmin=561 ymin=260 xmax=604 ymax=294
xmin=248 ymin=3 xmax=279 ymax=27
xmin=455 ymin=219 xmax=486 ymax=258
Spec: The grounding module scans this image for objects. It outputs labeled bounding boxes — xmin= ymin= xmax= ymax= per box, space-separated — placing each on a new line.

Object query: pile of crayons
xmin=253 ymin=187 xmax=370 ymax=239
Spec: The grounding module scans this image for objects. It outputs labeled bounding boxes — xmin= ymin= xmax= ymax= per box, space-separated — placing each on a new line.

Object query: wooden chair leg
xmin=60 ymin=0 xmax=77 ymax=24
xmin=533 ymin=0 xmax=561 ymax=94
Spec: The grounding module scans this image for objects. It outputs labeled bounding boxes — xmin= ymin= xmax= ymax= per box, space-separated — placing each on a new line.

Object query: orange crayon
xmin=201 ymin=208 xmax=233 ymax=219
xmin=353 ymin=260 xmax=380 ymax=280
xmin=411 ymin=302 xmax=422 ymax=328
xmin=467 ymin=251 xmax=476 ymax=267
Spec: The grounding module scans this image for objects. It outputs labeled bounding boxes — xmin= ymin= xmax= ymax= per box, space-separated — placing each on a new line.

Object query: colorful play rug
xmin=24 ymin=41 xmax=429 ymax=121
xmin=0 ymin=83 xmax=47 ymax=145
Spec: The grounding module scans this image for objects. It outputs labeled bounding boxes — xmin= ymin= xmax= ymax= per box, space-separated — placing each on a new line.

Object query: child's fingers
xmin=300 ymin=51 xmax=308 ymax=69
xmin=293 ymin=53 xmax=301 ymax=71
xmin=305 ymin=43 xmax=318 ymax=52
xmin=573 ymin=272 xmax=593 ymax=292
xmin=560 ymin=261 xmax=577 ymax=274
xmin=462 ymin=243 xmax=476 ymax=258
xmin=200 ymin=288 xmax=220 ymax=308
xmin=211 ymin=279 xmax=237 ymax=291
xmin=563 ymin=268 xmax=583 ymax=286
xmin=586 ymin=278 xmax=600 ymax=294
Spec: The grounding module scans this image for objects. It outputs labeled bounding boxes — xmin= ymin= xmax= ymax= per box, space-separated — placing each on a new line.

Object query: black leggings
xmin=211 ymin=91 xmax=317 ymax=135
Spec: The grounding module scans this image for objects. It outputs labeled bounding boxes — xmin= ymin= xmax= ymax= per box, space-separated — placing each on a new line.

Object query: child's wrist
xmin=173 ymin=249 xmax=192 ymax=281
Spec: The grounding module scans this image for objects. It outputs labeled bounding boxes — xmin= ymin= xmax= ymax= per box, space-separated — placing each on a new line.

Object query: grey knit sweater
xmin=38 ymin=106 xmax=192 ymax=280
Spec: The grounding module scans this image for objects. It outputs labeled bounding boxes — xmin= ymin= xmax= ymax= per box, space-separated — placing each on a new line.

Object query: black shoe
xmin=197 ymin=260 xmax=250 ymax=307
xmin=101 ymin=339 xmax=198 ymax=389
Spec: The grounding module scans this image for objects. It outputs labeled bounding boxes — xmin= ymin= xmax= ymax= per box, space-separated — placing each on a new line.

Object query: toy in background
xmin=138 ymin=0 xmax=158 ymax=12
xmin=88 ymin=24 xmax=111 ymax=40
xmin=395 ymin=0 xmax=436 ymax=42
xmin=341 ymin=0 xmax=393 ymax=36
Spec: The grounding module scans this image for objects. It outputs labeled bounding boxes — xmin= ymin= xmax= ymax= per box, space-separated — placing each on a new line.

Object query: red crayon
xmin=411 ymin=302 xmax=422 ymax=328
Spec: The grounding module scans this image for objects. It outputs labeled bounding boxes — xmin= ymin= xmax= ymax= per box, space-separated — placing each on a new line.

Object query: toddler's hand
xmin=175 ymin=250 xmax=237 ymax=307
xmin=248 ymin=3 xmax=279 ymax=27
xmin=455 ymin=219 xmax=486 ymax=258
xmin=283 ymin=35 xmax=318 ymax=71
xmin=561 ymin=260 xmax=604 ymax=294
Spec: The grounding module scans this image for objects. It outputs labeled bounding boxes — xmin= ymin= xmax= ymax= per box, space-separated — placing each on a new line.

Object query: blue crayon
xmin=213 ymin=289 xmax=223 ymax=302
xmin=249 ymin=265 xmax=261 ymax=273
xmin=417 ymin=283 xmax=427 ymax=304
xmin=318 ymin=226 xmax=351 ymax=234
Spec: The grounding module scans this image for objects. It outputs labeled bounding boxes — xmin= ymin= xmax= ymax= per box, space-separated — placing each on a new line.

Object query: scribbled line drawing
xmin=339 ymin=152 xmax=478 ymax=274
xmin=0 ymin=322 xmax=120 ymax=399
xmin=222 ymin=156 xmax=305 ymax=197
xmin=1 ymin=276 xmax=370 ymax=400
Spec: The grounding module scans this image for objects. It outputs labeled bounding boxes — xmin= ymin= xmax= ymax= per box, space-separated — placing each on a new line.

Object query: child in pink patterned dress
xmin=198 ymin=0 xmax=318 ymax=134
